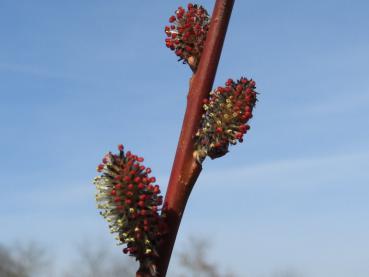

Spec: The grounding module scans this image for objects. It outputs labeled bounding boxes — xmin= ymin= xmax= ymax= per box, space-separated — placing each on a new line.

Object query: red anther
xmin=236 ymin=84 xmax=243 ymax=92
xmin=245 ymin=112 xmax=253 ymax=119
xmin=170 ymin=25 xmax=175 ymax=30
xmin=216 ymin=127 xmax=223 ymax=133
xmin=139 ymin=165 xmax=145 ymax=171
xmin=245 ymin=96 xmax=252 ymax=103
xmin=137 ymin=157 xmax=144 ymax=162
xmin=126 ymin=151 xmax=131 ymax=157
xmin=165 ymin=26 xmax=170 ymax=33
xmin=115 ymin=184 xmax=122 ymax=190
xmin=145 ymin=168 xmax=152 ymax=174
xmin=171 ymin=33 xmax=177 ymax=39
xmin=183 ymin=31 xmax=191 ymax=39
xmin=153 ymin=186 xmax=160 ymax=194
xmin=127 ymin=184 xmax=134 ymax=190
xmin=157 ymin=198 xmax=163 ymax=205
xmin=235 ymin=133 xmax=243 ymax=139
xmin=114 ymin=175 xmax=121 ymax=181
xmin=138 ymin=183 xmax=145 ymax=189
xmin=226 ymin=78 xmax=233 ymax=86
xmin=245 ymin=88 xmax=253 ymax=94
xmin=149 ymin=177 xmax=156 ymax=183
xmin=97 ymin=164 xmax=104 ymax=172
xmin=138 ymin=201 xmax=145 ymax=208
xmin=250 ymin=80 xmax=256 ymax=87
xmin=114 ymin=197 xmax=121 ymax=203
xmin=110 ymin=190 xmax=117 ymax=196
xmin=126 ymin=191 xmax=133 ymax=197
xmin=185 ymin=46 xmax=192 ymax=52
xmin=175 ymin=49 xmax=183 ymax=56
xmin=123 ymin=176 xmax=130 ymax=182
xmin=188 ymin=3 xmax=193 ymax=9
xmin=142 ymin=177 xmax=148 ymax=183
xmin=224 ymin=86 xmax=231 ymax=92
xmin=125 ymin=199 xmax=132 ymax=205
xmin=245 ymin=124 xmax=250 ymax=130
xmin=169 ymin=15 xmax=176 ymax=23
xmin=239 ymin=125 xmax=247 ymax=133
xmin=139 ymin=195 xmax=146 ymax=200
xmin=118 ymin=144 xmax=124 ymax=151
xmin=102 ymin=157 xmax=108 ymax=164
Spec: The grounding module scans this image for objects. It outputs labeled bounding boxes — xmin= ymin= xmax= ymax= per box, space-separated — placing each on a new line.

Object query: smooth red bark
xmin=148 ymin=1 xmax=235 ymax=276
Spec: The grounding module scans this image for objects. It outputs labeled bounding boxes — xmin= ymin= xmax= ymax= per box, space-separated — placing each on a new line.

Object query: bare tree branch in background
xmin=0 ymin=242 xmax=49 ymax=277
xmin=63 ymin=243 xmax=136 ymax=277
xmin=176 ymin=237 xmax=236 ymax=277
xmin=0 ymin=245 xmax=22 ymax=277
xmin=0 ymin=239 xmax=306 ymax=277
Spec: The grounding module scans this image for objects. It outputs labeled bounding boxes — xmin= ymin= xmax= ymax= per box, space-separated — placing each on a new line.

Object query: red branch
xmin=149 ymin=1 xmax=235 ymax=276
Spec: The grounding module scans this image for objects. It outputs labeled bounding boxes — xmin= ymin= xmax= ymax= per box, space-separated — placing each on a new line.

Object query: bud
xmin=194 ymin=77 xmax=258 ymax=162
xmin=93 ymin=144 xmax=166 ymax=275
xmin=164 ymin=4 xmax=210 ymax=70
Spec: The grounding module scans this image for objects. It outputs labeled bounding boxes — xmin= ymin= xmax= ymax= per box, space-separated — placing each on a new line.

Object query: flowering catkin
xmin=93 ymin=144 xmax=166 ymax=275
xmin=165 ymin=3 xmax=210 ymax=70
xmin=194 ymin=77 xmax=258 ymax=162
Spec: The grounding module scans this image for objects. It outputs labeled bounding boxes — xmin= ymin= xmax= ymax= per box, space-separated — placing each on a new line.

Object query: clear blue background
xmin=1 ymin=1 xmax=369 ymax=276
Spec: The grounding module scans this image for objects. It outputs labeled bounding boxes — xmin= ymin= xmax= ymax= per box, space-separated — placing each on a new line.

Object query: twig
xmin=153 ymin=1 xmax=235 ymax=276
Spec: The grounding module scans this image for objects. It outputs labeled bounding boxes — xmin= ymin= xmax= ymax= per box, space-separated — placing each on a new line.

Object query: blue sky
xmin=1 ymin=0 xmax=369 ymax=276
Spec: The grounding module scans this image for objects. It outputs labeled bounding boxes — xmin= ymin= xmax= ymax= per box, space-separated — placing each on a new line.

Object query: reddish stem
xmin=153 ymin=1 xmax=235 ymax=276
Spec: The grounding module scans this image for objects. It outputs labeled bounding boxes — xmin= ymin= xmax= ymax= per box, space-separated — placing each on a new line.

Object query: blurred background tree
xmin=0 ymin=238 xmax=305 ymax=277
